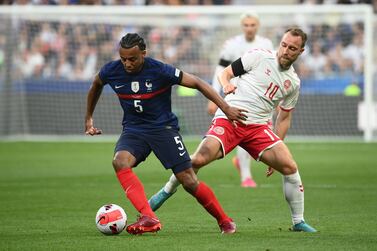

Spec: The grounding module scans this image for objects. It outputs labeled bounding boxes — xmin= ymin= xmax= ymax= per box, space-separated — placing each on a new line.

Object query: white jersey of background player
xmin=208 ymin=11 xmax=274 ymax=188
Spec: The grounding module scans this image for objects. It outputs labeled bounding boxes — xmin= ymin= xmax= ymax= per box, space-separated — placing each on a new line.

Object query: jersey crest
xmin=284 ymin=79 xmax=291 ymax=90
xmin=213 ymin=126 xmax=225 ymax=135
xmin=145 ymin=79 xmax=153 ymax=92
xmin=131 ymin=81 xmax=140 ymax=93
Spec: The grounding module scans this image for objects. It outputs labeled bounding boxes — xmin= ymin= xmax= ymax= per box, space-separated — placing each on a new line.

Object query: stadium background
xmin=0 ymin=1 xmax=375 ymax=141
xmin=1 ymin=2 xmax=377 ymax=251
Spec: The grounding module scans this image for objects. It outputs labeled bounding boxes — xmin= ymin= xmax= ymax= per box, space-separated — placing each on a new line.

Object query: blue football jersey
xmin=99 ymin=57 xmax=182 ymax=132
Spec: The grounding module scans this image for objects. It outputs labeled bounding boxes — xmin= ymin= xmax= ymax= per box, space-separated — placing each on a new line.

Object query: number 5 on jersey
xmin=134 ymin=100 xmax=143 ymax=113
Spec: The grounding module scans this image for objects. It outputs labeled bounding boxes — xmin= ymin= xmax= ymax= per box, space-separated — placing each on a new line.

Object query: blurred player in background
xmin=207 ymin=11 xmax=274 ymax=188
xmin=85 ymin=33 xmax=247 ymax=235
xmin=149 ymin=28 xmax=317 ymax=232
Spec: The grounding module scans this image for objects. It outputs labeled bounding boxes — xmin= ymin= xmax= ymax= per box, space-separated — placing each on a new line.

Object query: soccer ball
xmin=95 ymin=204 xmax=127 ymax=235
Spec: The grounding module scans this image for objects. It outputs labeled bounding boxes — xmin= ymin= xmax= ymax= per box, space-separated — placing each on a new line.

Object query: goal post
xmin=0 ymin=5 xmax=374 ymax=141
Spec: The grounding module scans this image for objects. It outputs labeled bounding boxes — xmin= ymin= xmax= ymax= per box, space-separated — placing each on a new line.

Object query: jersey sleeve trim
xmin=177 ymin=70 xmax=183 ymax=84
xmin=279 ymin=106 xmax=294 ymax=112
xmin=231 ymin=58 xmax=246 ymax=77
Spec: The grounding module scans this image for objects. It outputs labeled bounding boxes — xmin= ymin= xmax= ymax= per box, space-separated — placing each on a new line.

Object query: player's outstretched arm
xmin=211 ymin=65 xmax=225 ymax=94
xmin=207 ymin=65 xmax=227 ymax=115
xmin=274 ymin=109 xmax=292 ymax=141
xmin=218 ymin=65 xmax=237 ymax=95
xmin=179 ymin=72 xmax=247 ymax=123
xmin=85 ymin=74 xmax=104 ymax=136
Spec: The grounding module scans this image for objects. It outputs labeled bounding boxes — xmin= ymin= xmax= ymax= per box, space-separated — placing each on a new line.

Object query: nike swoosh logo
xmin=179 ymin=151 xmax=186 ymax=156
xmin=115 ymin=85 xmax=125 ymax=89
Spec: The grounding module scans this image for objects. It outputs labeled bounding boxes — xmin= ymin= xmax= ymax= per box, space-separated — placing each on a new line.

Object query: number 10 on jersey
xmin=264 ymin=82 xmax=279 ymax=100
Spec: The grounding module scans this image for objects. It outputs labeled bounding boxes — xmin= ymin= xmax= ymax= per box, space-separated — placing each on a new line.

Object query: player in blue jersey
xmin=85 ymin=33 xmax=247 ymax=235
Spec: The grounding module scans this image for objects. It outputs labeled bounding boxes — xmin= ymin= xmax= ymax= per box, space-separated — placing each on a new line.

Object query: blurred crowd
xmin=1 ymin=0 xmax=228 ymax=5
xmin=0 ymin=0 xmax=374 ymax=83
xmin=0 ymin=20 xmax=365 ymax=82
xmin=295 ymin=22 xmax=364 ymax=79
xmin=1 ymin=21 xmax=214 ymax=81
xmin=0 ymin=0 xmax=376 ymax=8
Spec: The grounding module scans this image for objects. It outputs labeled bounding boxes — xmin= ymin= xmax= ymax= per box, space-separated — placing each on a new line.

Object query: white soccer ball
xmin=95 ymin=204 xmax=127 ymax=235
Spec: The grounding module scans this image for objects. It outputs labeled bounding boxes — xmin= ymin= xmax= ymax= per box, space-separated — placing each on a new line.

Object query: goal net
xmin=0 ymin=5 xmax=374 ymax=141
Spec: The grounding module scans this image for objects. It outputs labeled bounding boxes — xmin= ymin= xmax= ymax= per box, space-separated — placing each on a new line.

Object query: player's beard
xmin=278 ymin=56 xmax=292 ymax=70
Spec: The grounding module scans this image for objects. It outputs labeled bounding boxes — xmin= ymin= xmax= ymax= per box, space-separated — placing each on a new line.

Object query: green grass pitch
xmin=1 ymin=141 xmax=377 ymax=251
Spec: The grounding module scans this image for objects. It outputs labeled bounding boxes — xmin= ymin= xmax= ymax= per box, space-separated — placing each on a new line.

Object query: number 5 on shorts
xmin=174 ymin=136 xmax=184 ymax=150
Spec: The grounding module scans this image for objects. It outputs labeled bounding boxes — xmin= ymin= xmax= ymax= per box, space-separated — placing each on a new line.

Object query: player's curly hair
xmin=285 ymin=28 xmax=307 ymax=48
xmin=119 ymin=33 xmax=146 ymax=51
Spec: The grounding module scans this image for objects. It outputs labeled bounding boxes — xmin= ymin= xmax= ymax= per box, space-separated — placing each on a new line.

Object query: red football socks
xmin=116 ymin=168 xmax=156 ymax=218
xmin=194 ymin=182 xmax=230 ymax=225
